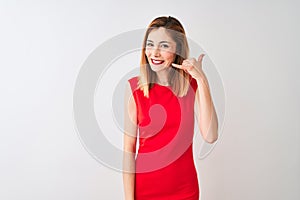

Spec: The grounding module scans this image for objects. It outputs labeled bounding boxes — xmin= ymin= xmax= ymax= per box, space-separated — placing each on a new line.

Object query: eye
xmin=146 ymin=42 xmax=154 ymax=47
xmin=160 ymin=43 xmax=169 ymax=48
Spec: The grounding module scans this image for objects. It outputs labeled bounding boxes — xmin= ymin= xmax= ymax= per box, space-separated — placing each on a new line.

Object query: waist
xmin=135 ymin=145 xmax=195 ymax=173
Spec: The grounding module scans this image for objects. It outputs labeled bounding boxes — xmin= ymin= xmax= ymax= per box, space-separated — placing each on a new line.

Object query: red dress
xmin=128 ymin=76 xmax=199 ymax=200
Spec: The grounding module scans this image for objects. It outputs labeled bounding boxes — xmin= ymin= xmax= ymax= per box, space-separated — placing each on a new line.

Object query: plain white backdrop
xmin=0 ymin=0 xmax=299 ymax=199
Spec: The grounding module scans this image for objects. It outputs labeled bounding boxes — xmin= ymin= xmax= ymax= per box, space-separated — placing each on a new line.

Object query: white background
xmin=1 ymin=0 xmax=299 ymax=199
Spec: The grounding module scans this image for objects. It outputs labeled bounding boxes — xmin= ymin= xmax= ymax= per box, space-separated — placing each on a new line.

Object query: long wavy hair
xmin=138 ymin=16 xmax=190 ymax=97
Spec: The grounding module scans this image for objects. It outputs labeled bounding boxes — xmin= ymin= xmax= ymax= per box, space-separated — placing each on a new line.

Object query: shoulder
xmin=128 ymin=76 xmax=140 ymax=92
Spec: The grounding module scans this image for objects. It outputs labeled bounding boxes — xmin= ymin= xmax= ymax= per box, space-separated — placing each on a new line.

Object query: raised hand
xmin=172 ymin=54 xmax=206 ymax=81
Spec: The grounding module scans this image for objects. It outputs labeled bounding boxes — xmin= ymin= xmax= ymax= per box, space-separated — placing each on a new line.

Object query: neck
xmin=156 ymin=68 xmax=171 ymax=86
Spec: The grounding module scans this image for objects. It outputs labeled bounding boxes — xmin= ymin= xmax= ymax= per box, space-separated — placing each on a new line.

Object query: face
xmin=145 ymin=27 xmax=177 ymax=73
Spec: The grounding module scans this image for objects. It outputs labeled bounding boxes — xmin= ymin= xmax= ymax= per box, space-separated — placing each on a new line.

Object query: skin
xmin=145 ymin=27 xmax=177 ymax=85
xmin=172 ymin=56 xmax=219 ymax=144
xmin=123 ymin=81 xmax=137 ymax=200
xmin=123 ymin=27 xmax=218 ymax=200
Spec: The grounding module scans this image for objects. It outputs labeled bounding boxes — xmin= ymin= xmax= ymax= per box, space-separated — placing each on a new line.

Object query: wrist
xmin=195 ymin=76 xmax=208 ymax=84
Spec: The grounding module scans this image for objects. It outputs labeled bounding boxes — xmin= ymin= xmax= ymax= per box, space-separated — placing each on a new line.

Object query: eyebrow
xmin=146 ymin=40 xmax=171 ymax=44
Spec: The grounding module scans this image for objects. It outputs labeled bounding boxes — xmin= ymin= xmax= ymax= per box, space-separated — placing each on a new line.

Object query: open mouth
xmin=151 ymin=59 xmax=164 ymax=65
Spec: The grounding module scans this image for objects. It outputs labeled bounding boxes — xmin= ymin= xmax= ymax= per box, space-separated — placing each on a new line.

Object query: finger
xmin=183 ymin=60 xmax=195 ymax=69
xmin=172 ymin=63 xmax=189 ymax=73
xmin=197 ymin=54 xmax=205 ymax=62
xmin=183 ymin=60 xmax=191 ymax=67
xmin=182 ymin=60 xmax=189 ymax=67
xmin=171 ymin=63 xmax=183 ymax=69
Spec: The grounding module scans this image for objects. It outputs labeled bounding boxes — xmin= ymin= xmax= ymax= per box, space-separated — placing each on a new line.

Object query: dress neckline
xmin=154 ymin=83 xmax=171 ymax=88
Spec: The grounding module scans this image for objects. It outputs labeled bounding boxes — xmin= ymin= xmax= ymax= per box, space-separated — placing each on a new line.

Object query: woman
xmin=123 ymin=16 xmax=218 ymax=200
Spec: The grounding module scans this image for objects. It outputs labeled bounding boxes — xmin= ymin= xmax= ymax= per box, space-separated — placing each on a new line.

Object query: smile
xmin=151 ymin=59 xmax=164 ymax=65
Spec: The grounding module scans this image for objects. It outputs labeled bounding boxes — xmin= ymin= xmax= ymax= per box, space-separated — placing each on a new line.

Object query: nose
xmin=152 ymin=46 xmax=161 ymax=57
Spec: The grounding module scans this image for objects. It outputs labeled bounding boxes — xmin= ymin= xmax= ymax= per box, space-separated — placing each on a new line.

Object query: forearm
xmin=123 ymin=81 xmax=138 ymax=199
xmin=123 ymin=151 xmax=136 ymax=200
xmin=196 ymin=77 xmax=219 ymax=143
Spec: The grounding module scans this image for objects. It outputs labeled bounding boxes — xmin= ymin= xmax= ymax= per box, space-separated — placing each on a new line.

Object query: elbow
xmin=199 ymin=118 xmax=219 ymax=144
xmin=124 ymin=143 xmax=137 ymax=154
xmin=202 ymin=127 xmax=218 ymax=144
xmin=205 ymin=135 xmax=218 ymax=144
xmin=207 ymin=119 xmax=219 ymax=144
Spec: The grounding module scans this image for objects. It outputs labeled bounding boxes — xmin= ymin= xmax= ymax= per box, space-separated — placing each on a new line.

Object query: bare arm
xmin=172 ymin=54 xmax=218 ymax=143
xmin=194 ymin=77 xmax=219 ymax=144
xmin=123 ymin=81 xmax=138 ymax=200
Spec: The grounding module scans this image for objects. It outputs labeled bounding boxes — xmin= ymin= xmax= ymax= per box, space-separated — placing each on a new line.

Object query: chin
xmin=150 ymin=66 xmax=167 ymax=72
xmin=149 ymin=63 xmax=172 ymax=72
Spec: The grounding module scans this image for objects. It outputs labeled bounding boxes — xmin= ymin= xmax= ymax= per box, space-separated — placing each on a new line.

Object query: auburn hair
xmin=138 ymin=16 xmax=191 ymax=97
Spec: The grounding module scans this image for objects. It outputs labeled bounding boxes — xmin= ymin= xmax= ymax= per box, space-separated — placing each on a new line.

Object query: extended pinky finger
xmin=171 ymin=63 xmax=182 ymax=69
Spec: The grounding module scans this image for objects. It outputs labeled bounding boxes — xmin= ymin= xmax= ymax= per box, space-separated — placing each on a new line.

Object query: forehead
xmin=147 ymin=27 xmax=175 ymax=43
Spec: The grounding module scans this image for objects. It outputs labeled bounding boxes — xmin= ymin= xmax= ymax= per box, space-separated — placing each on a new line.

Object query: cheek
xmin=145 ymin=49 xmax=151 ymax=58
xmin=162 ymin=52 xmax=175 ymax=62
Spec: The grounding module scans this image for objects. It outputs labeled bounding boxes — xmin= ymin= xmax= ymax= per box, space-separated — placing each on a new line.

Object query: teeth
xmin=152 ymin=59 xmax=164 ymax=64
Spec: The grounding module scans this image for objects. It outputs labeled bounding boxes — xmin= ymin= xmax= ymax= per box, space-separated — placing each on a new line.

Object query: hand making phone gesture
xmin=172 ymin=54 xmax=207 ymax=81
